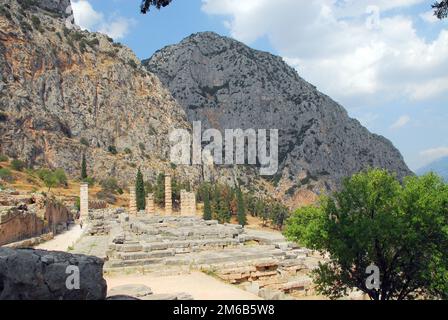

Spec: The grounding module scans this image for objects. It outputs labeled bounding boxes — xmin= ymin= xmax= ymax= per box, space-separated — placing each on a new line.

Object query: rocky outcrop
xmin=0 ymin=248 xmax=107 ymax=300
xmin=144 ymin=32 xmax=412 ymax=202
xmin=0 ymin=0 xmax=201 ymax=185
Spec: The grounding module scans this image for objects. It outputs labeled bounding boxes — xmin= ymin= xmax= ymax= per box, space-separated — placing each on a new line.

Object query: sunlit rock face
xmin=0 ymin=0 xmax=201 ymax=185
xmin=144 ymin=32 xmax=412 ymax=204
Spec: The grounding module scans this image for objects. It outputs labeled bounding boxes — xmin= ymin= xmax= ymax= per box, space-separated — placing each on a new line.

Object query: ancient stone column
xmin=80 ymin=183 xmax=89 ymax=218
xmin=180 ymin=191 xmax=197 ymax=216
xmin=129 ymin=186 xmax=137 ymax=215
xmin=146 ymin=193 xmax=155 ymax=215
xmin=180 ymin=190 xmax=187 ymax=216
xmin=165 ymin=174 xmax=172 ymax=215
xmin=189 ymin=192 xmax=196 ymax=216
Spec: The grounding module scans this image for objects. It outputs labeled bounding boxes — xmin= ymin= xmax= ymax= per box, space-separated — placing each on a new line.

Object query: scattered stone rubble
xmin=107 ymin=284 xmax=193 ymax=301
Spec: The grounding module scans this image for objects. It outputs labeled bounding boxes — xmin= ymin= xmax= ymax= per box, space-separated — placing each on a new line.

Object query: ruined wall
xmin=0 ymin=207 xmax=45 ymax=246
xmin=44 ymin=199 xmax=73 ymax=230
xmin=0 ymin=195 xmax=73 ymax=246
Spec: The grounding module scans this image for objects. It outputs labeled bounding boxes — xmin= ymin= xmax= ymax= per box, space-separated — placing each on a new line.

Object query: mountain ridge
xmin=144 ymin=31 xmax=412 ymax=203
xmin=417 ymin=156 xmax=448 ymax=180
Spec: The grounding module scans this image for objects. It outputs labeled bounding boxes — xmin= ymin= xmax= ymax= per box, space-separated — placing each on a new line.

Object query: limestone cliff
xmin=144 ymin=32 xmax=412 ymax=204
xmin=0 ymin=0 xmax=201 ymax=185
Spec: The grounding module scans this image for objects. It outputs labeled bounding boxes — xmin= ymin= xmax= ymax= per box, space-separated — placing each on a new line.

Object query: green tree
xmin=214 ymin=185 xmax=232 ymax=223
xmin=203 ymin=185 xmax=212 ymax=221
xmin=0 ymin=168 xmax=14 ymax=182
xmin=53 ymin=168 xmax=68 ymax=187
xmin=140 ymin=0 xmax=173 ymax=13
xmin=135 ymin=168 xmax=146 ymax=211
xmin=101 ymin=178 xmax=120 ymax=194
xmin=11 ymin=159 xmax=26 ymax=171
xmin=81 ymin=153 xmax=87 ymax=180
xmin=433 ymin=0 xmax=448 ymax=19
xmin=246 ymin=195 xmax=257 ymax=217
xmin=270 ymin=202 xmax=289 ymax=230
xmin=236 ymin=187 xmax=247 ymax=226
xmin=284 ymin=169 xmax=448 ymax=300
xmin=256 ymin=199 xmax=269 ymax=227
xmin=39 ymin=170 xmax=58 ymax=192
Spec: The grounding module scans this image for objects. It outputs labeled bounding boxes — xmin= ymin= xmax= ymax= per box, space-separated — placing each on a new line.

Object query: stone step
xmin=142 ymin=239 xmax=239 ymax=251
xmin=117 ymin=249 xmax=175 ymax=260
xmin=106 ymin=257 xmax=163 ymax=268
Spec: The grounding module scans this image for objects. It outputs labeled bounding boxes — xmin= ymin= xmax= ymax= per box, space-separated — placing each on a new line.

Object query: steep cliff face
xmin=0 ymin=0 xmax=200 ymax=184
xmin=144 ymin=32 xmax=412 ymax=202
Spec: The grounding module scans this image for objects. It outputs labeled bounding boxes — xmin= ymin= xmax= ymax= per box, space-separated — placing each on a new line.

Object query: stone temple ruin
xmin=73 ymin=177 xmax=323 ymax=300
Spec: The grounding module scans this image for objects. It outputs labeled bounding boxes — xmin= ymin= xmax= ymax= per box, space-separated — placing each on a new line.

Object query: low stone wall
xmin=4 ymin=232 xmax=54 ymax=249
xmin=0 ymin=207 xmax=46 ymax=246
xmin=0 ymin=194 xmax=74 ymax=246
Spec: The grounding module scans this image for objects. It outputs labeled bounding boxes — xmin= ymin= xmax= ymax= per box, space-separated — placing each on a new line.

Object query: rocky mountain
xmin=417 ymin=157 xmax=448 ymax=181
xmin=0 ymin=0 xmax=201 ymax=185
xmin=144 ymin=32 xmax=412 ymax=203
xmin=0 ymin=1 xmax=412 ymax=207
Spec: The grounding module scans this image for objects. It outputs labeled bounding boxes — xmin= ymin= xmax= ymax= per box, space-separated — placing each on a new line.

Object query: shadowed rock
xmin=0 ymin=248 xmax=107 ymax=300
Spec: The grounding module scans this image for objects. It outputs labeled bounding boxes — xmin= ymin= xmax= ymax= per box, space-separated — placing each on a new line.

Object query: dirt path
xmin=35 ymin=223 xmax=86 ymax=252
xmin=105 ymin=272 xmax=262 ymax=300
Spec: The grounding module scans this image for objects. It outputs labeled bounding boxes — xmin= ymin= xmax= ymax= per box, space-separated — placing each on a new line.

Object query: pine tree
xmin=236 ymin=187 xmax=247 ymax=227
xmin=135 ymin=168 xmax=146 ymax=211
xmin=81 ymin=154 xmax=87 ymax=180
xmin=203 ymin=186 xmax=212 ymax=221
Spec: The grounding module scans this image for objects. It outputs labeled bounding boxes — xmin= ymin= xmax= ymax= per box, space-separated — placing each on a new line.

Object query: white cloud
xmin=72 ymin=0 xmax=135 ymax=40
xmin=420 ymin=10 xmax=438 ymax=24
xmin=71 ymin=0 xmax=103 ymax=30
xmin=99 ymin=17 xmax=135 ymax=40
xmin=202 ymin=0 xmax=448 ymax=102
xmin=420 ymin=147 xmax=448 ymax=163
xmin=390 ymin=115 xmax=411 ymax=129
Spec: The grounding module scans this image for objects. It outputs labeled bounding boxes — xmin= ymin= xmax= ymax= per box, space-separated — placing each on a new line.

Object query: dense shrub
xmin=0 ymin=168 xmax=14 ymax=182
xmin=11 ymin=159 xmax=26 ymax=171
xmin=108 ymin=146 xmax=118 ymax=155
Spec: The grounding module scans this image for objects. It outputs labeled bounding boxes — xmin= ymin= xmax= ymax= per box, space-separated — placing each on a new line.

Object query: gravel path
xmin=35 ymin=223 xmax=86 ymax=252
xmin=105 ymin=272 xmax=262 ymax=300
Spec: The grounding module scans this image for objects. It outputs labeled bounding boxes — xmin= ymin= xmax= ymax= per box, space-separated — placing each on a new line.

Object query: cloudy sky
xmin=71 ymin=0 xmax=448 ymax=171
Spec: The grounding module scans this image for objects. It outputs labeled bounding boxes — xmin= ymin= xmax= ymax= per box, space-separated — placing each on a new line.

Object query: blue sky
xmin=72 ymin=0 xmax=448 ymax=171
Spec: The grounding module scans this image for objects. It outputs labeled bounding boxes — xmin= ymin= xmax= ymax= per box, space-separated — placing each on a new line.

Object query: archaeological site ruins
xmin=69 ymin=177 xmax=323 ymax=300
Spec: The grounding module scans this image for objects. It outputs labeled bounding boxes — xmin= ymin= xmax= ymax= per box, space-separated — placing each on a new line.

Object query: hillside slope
xmin=0 ymin=0 xmax=200 ymax=185
xmin=417 ymin=157 xmax=448 ymax=181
